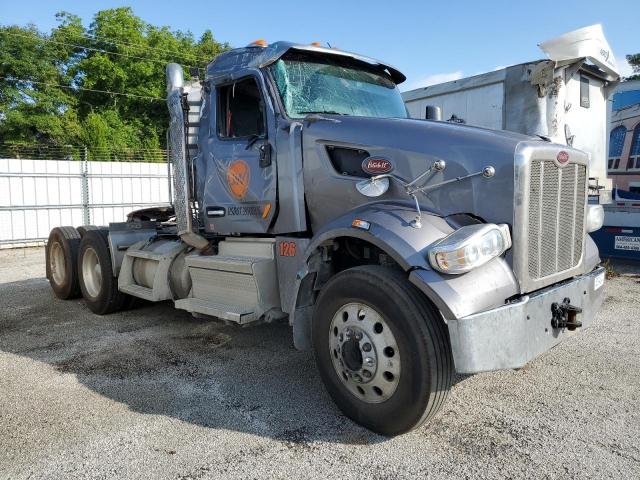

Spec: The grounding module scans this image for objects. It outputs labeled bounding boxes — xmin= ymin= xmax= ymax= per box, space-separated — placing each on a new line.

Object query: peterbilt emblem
xmin=557 ymin=151 xmax=569 ymax=164
xmin=362 ymin=157 xmax=393 ymax=175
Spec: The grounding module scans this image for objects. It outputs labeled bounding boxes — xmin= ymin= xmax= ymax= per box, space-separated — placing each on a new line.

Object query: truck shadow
xmin=1 ymin=276 xmax=466 ymax=446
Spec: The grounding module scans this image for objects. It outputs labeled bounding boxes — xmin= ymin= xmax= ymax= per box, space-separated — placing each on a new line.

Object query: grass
xmin=602 ymin=259 xmax=620 ymax=280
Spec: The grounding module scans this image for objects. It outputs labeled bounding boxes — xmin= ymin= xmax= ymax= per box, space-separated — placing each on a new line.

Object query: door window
xmin=217 ymin=77 xmax=265 ymax=138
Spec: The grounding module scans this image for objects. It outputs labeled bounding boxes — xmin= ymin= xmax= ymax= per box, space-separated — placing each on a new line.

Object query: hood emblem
xmin=362 ymin=157 xmax=393 ymax=175
xmin=557 ymin=151 xmax=570 ymax=165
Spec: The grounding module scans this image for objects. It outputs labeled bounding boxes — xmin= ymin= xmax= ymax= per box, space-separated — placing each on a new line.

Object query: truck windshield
xmin=270 ymin=51 xmax=408 ymax=119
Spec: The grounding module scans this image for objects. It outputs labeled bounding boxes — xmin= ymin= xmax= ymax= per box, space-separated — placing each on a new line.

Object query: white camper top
xmin=539 ymin=24 xmax=620 ymax=81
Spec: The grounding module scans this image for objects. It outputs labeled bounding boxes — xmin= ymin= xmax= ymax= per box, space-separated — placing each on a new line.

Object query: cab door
xmin=200 ymin=75 xmax=277 ymax=234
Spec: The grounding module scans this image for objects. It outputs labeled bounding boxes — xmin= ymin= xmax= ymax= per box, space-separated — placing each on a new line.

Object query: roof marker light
xmin=249 ymin=39 xmax=268 ymax=47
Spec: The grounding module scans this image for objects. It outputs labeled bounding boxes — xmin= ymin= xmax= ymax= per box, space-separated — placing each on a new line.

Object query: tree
xmin=0 ymin=17 xmax=83 ymax=145
xmin=625 ymin=53 xmax=640 ymax=81
xmin=0 ymin=8 xmax=229 ymax=161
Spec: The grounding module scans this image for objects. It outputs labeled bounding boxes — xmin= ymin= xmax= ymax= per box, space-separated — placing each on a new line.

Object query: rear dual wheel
xmin=46 ymin=227 xmax=82 ymax=299
xmin=312 ymin=265 xmax=453 ymax=436
xmin=78 ymin=229 xmax=130 ymax=314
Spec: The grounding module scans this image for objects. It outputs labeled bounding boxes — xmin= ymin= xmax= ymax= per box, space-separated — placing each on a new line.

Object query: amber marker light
xmin=262 ymin=203 xmax=272 ymax=219
xmin=351 ymin=219 xmax=371 ymax=231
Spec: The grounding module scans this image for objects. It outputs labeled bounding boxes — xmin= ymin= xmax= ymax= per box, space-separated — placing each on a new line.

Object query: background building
xmin=608 ymin=80 xmax=640 ymax=193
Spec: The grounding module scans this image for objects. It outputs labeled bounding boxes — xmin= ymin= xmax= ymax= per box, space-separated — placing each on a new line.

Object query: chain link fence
xmin=0 ymin=147 xmax=172 ymax=248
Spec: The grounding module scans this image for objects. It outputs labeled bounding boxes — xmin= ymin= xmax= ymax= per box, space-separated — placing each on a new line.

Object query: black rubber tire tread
xmin=312 ymin=265 xmax=453 ymax=436
xmin=77 ymin=225 xmax=105 ymax=237
xmin=45 ymin=226 xmax=82 ymax=299
xmin=77 ymin=229 xmax=128 ymax=315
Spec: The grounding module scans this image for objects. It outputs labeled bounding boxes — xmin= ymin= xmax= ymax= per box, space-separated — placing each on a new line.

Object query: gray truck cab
xmin=193 ymin=41 xmax=408 ymax=235
xmin=45 ymin=40 xmax=607 ymax=436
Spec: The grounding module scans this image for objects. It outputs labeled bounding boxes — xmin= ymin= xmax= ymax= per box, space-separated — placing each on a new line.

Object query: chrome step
xmin=174 ymin=298 xmax=256 ymax=323
xmin=119 ymin=284 xmax=155 ymax=301
xmin=174 ymin=239 xmax=280 ymax=324
xmin=186 ymin=255 xmax=271 ymax=274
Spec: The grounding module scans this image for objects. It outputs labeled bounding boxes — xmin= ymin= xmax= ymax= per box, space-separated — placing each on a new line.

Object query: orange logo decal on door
xmin=226 ymin=160 xmax=250 ymax=200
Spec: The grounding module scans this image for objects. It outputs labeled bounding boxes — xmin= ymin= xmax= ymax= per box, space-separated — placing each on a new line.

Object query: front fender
xmin=304 ymin=202 xmax=454 ymax=271
xmin=289 ymin=203 xmax=520 ymax=349
xmin=408 ymin=258 xmax=519 ymax=319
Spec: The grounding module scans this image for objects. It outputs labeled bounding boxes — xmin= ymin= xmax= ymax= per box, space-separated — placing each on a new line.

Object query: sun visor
xmin=251 ymin=43 xmax=406 ymax=85
xmin=538 ymin=24 xmax=620 ymax=81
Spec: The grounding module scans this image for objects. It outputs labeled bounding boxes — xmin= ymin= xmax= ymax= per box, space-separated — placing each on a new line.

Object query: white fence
xmin=0 ymin=158 xmax=172 ymax=248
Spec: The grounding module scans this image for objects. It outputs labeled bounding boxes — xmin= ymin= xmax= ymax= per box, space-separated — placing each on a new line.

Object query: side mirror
xmin=356 ymin=176 xmax=390 ymax=197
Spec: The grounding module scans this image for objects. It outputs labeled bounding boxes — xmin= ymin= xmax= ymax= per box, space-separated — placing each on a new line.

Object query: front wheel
xmin=312 ymin=265 xmax=453 ymax=436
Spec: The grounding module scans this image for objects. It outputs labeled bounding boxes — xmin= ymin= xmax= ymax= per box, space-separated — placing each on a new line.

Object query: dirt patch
xmin=172 ymin=332 xmax=232 ymax=352
xmin=54 ymin=339 xmax=186 ymax=379
xmin=52 ymin=330 xmax=231 ymax=379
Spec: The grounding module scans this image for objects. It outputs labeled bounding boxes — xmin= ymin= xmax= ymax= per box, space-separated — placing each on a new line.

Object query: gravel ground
xmin=0 ymin=247 xmax=639 ymax=480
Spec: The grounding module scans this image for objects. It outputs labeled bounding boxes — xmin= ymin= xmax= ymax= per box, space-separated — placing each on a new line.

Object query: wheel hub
xmin=341 ymin=336 xmax=364 ymax=372
xmin=329 ymin=303 xmax=401 ymax=403
xmin=49 ymin=241 xmax=66 ymax=285
xmin=81 ymin=247 xmax=103 ymax=299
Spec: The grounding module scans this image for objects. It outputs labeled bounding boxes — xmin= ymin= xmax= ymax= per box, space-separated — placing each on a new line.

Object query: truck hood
xmin=301 ymin=115 xmax=538 ymax=230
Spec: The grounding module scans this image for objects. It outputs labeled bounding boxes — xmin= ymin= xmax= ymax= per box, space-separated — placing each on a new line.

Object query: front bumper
xmin=447 ymin=266 xmax=606 ymax=374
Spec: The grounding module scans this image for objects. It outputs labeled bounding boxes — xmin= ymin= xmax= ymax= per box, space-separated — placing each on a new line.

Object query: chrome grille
xmin=527 ymin=161 xmax=587 ymax=280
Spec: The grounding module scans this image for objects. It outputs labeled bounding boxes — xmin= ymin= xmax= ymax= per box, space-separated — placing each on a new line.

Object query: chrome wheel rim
xmin=329 ymin=302 xmax=401 ymax=403
xmin=81 ymin=247 xmax=102 ymax=298
xmin=49 ymin=241 xmax=66 ymax=285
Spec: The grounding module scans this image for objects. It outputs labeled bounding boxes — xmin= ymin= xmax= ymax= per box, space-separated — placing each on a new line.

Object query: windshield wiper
xmin=297 ymin=110 xmax=346 ymax=116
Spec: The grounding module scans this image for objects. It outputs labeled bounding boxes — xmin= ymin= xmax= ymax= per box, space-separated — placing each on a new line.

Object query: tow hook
xmin=551 ymin=298 xmax=583 ymax=331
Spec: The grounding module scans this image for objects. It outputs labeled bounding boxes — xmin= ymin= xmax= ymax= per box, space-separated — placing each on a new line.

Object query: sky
xmin=1 ymin=0 xmax=638 ymax=91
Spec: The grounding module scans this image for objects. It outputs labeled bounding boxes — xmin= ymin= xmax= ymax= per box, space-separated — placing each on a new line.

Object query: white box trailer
xmin=402 ymin=25 xmax=620 ymax=193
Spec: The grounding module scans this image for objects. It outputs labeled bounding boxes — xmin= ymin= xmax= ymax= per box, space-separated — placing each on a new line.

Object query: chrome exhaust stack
xmin=166 ymin=63 xmax=209 ymax=250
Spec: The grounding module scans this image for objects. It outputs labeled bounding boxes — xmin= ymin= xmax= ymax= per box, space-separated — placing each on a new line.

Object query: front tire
xmin=78 ymin=230 xmax=128 ymax=315
xmin=312 ymin=265 xmax=453 ymax=436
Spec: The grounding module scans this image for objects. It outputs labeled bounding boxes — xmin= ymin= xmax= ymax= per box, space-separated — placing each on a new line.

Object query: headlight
xmin=428 ymin=224 xmax=512 ymax=274
xmin=586 ymin=204 xmax=604 ymax=233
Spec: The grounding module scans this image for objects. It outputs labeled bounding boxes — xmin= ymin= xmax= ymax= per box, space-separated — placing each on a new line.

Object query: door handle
xmin=259 ymin=142 xmax=272 ymax=168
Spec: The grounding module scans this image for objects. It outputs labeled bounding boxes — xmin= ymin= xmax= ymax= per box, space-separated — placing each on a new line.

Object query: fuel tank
xmin=301 ymin=115 xmax=537 ymax=230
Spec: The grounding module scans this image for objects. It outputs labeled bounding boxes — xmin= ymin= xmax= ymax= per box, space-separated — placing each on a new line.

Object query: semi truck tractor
xmin=45 ymin=40 xmax=606 ymax=436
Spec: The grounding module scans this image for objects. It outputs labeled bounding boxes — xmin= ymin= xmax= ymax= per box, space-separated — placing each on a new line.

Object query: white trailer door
xmin=561 ymin=70 xmax=608 ymax=182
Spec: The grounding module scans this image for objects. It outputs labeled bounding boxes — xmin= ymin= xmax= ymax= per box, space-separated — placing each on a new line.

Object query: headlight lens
xmin=428 ymin=224 xmax=512 ymax=274
xmin=586 ymin=204 xmax=604 ymax=233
